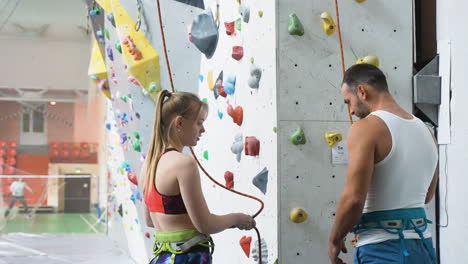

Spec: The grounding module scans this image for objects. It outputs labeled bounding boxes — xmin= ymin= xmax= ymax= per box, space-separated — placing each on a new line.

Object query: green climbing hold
xmin=119 ymin=168 xmax=124 ymax=175
xmin=120 ymin=96 xmax=127 ymax=103
xmin=105 ymin=29 xmax=110 ymax=40
xmin=273 ymin=127 xmax=277 ymax=133
xmin=203 ymin=150 xmax=209 ymax=160
xmin=202 ymin=98 xmax=208 ymax=103
xmin=133 ymin=141 xmax=141 ymax=152
xmin=290 ymin=127 xmax=306 ymax=145
xmin=148 ymin=82 xmax=160 ymax=93
xmin=115 ymin=40 xmax=122 ymax=53
xmin=127 ymin=94 xmax=132 ymax=98
xmin=288 ymin=13 xmax=304 ymax=36
xmin=251 ymin=57 xmax=255 ymax=64
xmin=236 ymin=18 xmax=242 ymax=31
xmin=125 ymin=210 xmax=128 ymax=214
xmin=134 ymin=132 xmax=140 ymax=140
xmin=93 ymin=6 xmax=100 ymax=15
xmin=274 ymin=259 xmax=278 ymax=264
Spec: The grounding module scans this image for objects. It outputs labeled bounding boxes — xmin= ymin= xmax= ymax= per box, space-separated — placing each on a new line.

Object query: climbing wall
xmin=194 ymin=0 xmax=277 ymax=263
xmin=88 ymin=0 xmax=277 ymax=263
xmin=278 ymin=0 xmax=413 ymax=263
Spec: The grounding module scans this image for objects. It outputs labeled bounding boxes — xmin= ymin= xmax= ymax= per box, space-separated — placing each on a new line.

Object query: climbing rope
xmin=154 ymin=0 xmax=264 ymax=263
xmin=135 ymin=0 xmax=143 ymax=31
xmin=334 ymin=0 xmax=354 ymax=125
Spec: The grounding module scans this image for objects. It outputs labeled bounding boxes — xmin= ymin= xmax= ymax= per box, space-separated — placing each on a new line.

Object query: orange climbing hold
xmin=127 ymin=171 xmax=138 ymax=185
xmin=224 ymin=171 xmax=234 ymax=189
xmin=227 ymin=102 xmax=243 ymax=126
xmin=122 ymin=35 xmax=143 ymax=60
xmin=240 ymin=236 xmax=252 ymax=257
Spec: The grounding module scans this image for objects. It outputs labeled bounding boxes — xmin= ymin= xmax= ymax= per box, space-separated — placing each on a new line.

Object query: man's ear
xmin=357 ymin=84 xmax=368 ymax=100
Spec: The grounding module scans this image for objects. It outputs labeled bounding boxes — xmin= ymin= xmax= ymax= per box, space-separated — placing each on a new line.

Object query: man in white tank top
xmin=328 ymin=64 xmax=438 ymax=264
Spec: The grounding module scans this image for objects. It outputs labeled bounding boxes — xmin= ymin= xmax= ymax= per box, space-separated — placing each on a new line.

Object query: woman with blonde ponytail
xmin=142 ymin=90 xmax=255 ymax=264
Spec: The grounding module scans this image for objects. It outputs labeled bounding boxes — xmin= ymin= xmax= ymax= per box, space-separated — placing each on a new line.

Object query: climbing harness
xmin=148 ymin=229 xmax=214 ymax=264
xmin=353 ymin=208 xmax=437 ymax=264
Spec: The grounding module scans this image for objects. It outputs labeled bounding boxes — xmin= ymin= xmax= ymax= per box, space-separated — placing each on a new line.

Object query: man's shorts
xmin=354 ymin=238 xmax=435 ymax=264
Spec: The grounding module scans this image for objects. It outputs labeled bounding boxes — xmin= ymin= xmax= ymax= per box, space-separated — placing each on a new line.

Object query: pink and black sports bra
xmin=144 ymin=148 xmax=188 ymax=215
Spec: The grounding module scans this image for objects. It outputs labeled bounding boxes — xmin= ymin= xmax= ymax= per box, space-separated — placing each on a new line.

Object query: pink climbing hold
xmin=122 ymin=35 xmax=143 ymax=60
xmin=127 ymin=171 xmax=138 ymax=185
xmin=245 ymin=136 xmax=260 ymax=156
xmin=240 ymin=236 xmax=252 ymax=257
xmin=224 ymin=21 xmax=235 ymax=35
xmin=224 ymin=171 xmax=234 ymax=189
xmin=187 ymin=24 xmax=193 ymax=42
xmin=128 ymin=76 xmax=141 ymax=87
xmin=227 ymin=101 xmax=243 ymax=126
xmin=232 ymin=46 xmax=244 ymax=61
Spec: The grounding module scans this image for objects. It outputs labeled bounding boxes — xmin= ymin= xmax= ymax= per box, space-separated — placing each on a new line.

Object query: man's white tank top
xmin=356 ymin=110 xmax=438 ymax=247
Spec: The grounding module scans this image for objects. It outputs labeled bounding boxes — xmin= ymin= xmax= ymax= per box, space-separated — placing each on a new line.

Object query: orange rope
xmin=334 ymin=0 xmax=354 ymax=125
xmin=155 ymin=0 xmax=264 ymax=262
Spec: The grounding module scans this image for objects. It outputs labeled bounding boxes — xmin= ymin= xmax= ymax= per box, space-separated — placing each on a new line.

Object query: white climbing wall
xmin=278 ymin=0 xmax=414 ymax=263
xmin=195 ymin=1 xmax=277 ymax=263
xmin=97 ymin=0 xmax=277 ymax=263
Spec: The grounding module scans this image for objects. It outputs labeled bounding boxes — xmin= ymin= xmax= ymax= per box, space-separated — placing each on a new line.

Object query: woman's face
xmin=179 ymin=107 xmax=207 ymax=147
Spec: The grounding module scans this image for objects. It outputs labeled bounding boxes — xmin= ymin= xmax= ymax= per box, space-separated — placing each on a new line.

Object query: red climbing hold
xmin=224 ymin=21 xmax=235 ymax=35
xmin=240 ymin=236 xmax=252 ymax=257
xmin=245 ymin=136 xmax=260 ymax=156
xmin=227 ymin=102 xmax=243 ymax=126
xmin=145 ymin=232 xmax=150 ymax=238
xmin=232 ymin=46 xmax=244 ymax=61
xmin=224 ymin=171 xmax=234 ymax=189
xmin=128 ymin=171 xmax=138 ymax=185
xmin=215 ymin=78 xmax=227 ymax=97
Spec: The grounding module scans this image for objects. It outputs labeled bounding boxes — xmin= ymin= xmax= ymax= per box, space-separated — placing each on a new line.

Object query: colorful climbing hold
xmin=120 ymin=96 xmax=127 ymax=103
xmin=258 ymin=10 xmax=263 ymax=18
xmin=355 ymin=0 xmax=366 ymax=2
xmin=245 ymin=136 xmax=260 ymax=156
xmin=224 ymin=21 xmax=235 ymax=35
xmin=290 ymin=207 xmax=308 ymax=223
xmin=199 ymin=74 xmax=204 ymax=82
xmin=122 ymin=35 xmax=143 ymax=61
xmin=356 ymin=55 xmax=380 ymax=67
xmin=214 ymin=71 xmax=224 ymax=99
xmin=132 ymin=141 xmax=141 ymax=152
xmin=239 ymin=5 xmax=250 ymax=23
xmin=105 ymin=28 xmax=110 ymax=39
xmin=224 ymin=75 xmax=236 ymax=95
xmin=240 ymin=236 xmax=252 ymax=258
xmin=253 ymin=167 xmax=268 ymax=194
xmin=290 ymin=128 xmax=306 ymax=145
xmin=232 ymin=46 xmax=244 ymax=61
xmin=114 ymin=40 xmax=122 ymax=53
xmin=288 ymin=13 xmax=304 ymax=36
xmin=252 ymin=239 xmax=268 ymax=264
xmin=207 ymin=71 xmax=214 ymax=91
xmin=217 ymin=110 xmax=223 ymax=119
xmin=127 ymin=171 xmax=138 ymax=185
xmin=273 ymin=127 xmax=277 ymax=133
xmin=231 ymin=134 xmax=243 ymax=162
xmin=248 ymin=64 xmax=262 ymax=89
xmin=120 ymin=133 xmax=128 ymax=144
xmin=325 ymin=131 xmax=343 ymax=147
xmin=235 ymin=18 xmax=242 ymax=31
xmin=106 ymin=123 xmax=111 ymax=130
xmin=134 ymin=132 xmax=140 ymax=140
xmin=227 ymin=102 xmax=243 ymax=126
xmin=250 ymin=57 xmax=255 ymax=64
xmin=320 ymin=12 xmax=337 ymax=35
xmin=203 ymin=150 xmax=209 ymax=160
xmin=224 ymin=171 xmax=234 ymax=189
xmin=107 ymin=12 xmax=116 ymax=27
xmin=106 ymin=45 xmax=114 ymax=61
xmin=202 ymin=98 xmax=208 ymax=103
xmin=191 ymin=9 xmax=219 ymax=59
xmin=148 ymin=82 xmax=160 ymax=93
xmin=145 ymin=232 xmax=150 ymax=238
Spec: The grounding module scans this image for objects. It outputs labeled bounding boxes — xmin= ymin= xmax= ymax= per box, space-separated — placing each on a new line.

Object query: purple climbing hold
xmin=120 ymin=133 xmax=128 ymax=144
xmin=107 ymin=45 xmax=114 ymax=61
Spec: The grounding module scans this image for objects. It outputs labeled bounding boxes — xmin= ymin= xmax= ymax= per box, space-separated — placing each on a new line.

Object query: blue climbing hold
xmin=199 ymin=74 xmax=204 ymax=82
xmin=106 ymin=123 xmax=111 ymax=130
xmin=224 ymin=75 xmax=236 ymax=95
xmin=217 ymin=110 xmax=223 ymax=119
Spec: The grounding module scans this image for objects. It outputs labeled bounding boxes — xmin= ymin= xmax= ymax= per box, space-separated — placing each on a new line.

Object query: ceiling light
xmin=50 ymin=101 xmax=56 ymax=105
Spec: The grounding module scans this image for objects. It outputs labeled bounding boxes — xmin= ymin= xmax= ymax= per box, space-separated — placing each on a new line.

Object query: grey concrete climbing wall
xmin=278 ymin=0 xmax=414 ymax=263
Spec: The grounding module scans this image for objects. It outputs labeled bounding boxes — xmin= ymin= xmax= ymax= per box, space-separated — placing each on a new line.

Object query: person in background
xmin=4 ymin=177 xmax=33 ymax=217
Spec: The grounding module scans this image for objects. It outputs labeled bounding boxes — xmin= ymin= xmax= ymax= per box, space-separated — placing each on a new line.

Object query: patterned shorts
xmin=150 ymin=250 xmax=212 ymax=264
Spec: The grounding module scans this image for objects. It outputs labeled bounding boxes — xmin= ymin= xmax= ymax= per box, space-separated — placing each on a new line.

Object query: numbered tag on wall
xmin=332 ymin=141 xmax=348 ymax=164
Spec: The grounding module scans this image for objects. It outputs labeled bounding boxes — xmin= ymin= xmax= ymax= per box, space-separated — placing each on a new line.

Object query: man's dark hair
xmin=342 ymin=63 xmax=388 ymax=93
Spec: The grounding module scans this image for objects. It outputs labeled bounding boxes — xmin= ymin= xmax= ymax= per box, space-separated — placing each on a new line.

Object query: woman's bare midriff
xmin=150 ymin=212 xmax=196 ymax=232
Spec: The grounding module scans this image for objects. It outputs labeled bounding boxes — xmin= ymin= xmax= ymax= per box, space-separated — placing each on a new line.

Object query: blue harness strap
xmin=353 ymin=208 xmax=436 ymax=264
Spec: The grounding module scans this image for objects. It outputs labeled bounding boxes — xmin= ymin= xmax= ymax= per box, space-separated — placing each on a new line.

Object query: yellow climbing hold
xmin=258 ymin=10 xmax=263 ymax=18
xmin=207 ymin=71 xmax=214 ymax=91
xmin=290 ymin=208 xmax=308 ymax=224
xmin=325 ymin=132 xmax=343 ymax=147
xmin=355 ymin=0 xmax=367 ymax=3
xmin=356 ymin=55 xmax=380 ymax=67
xmin=111 ymin=0 xmax=161 ymax=100
xmin=320 ymin=12 xmax=336 ymax=36
xmin=88 ymin=38 xmax=110 ymax=99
